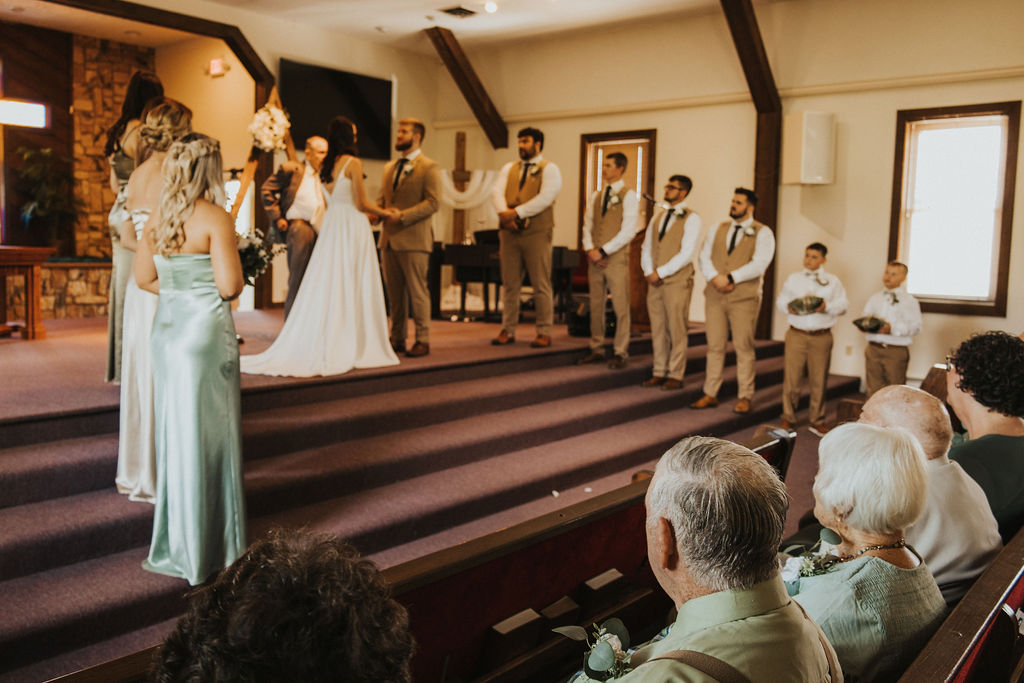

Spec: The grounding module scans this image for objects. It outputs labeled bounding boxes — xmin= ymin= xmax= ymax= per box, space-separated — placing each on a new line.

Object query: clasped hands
xmin=587 ymin=248 xmax=607 ymax=268
xmin=374 ymin=207 xmax=401 ymax=228
xmin=710 ymin=274 xmax=735 ymax=293
xmin=498 ymin=209 xmax=522 ymax=232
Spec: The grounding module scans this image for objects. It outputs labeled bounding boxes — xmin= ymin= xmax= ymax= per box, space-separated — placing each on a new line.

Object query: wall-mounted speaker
xmin=782 ymin=111 xmax=836 ymax=185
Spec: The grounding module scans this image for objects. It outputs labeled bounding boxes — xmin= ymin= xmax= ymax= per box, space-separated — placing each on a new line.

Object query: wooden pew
xmin=900 ymin=524 xmax=1024 ymax=682
xmin=51 ymin=429 xmax=795 ymax=683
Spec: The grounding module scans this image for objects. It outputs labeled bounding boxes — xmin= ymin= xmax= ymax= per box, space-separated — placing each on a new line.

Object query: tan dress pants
xmin=782 ymin=326 xmax=833 ymax=425
xmin=864 ymin=342 xmax=910 ymax=397
xmin=702 ymin=288 xmax=760 ymax=400
xmin=383 ymin=248 xmax=431 ymax=345
xmin=647 ymin=274 xmax=693 ymax=380
xmin=588 ymin=254 xmax=630 ymax=357
xmin=499 ymin=228 xmax=553 ymax=336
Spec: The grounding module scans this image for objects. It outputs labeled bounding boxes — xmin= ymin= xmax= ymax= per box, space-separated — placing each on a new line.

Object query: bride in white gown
xmin=241 ymin=116 xmax=399 ymax=376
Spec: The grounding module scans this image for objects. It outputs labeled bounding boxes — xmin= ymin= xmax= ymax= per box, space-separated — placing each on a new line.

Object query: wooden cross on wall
xmin=451 ymin=131 xmax=471 ymax=244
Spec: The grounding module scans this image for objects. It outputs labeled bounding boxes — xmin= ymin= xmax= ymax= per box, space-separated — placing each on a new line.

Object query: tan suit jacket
xmin=378 ymin=153 xmax=441 ymax=252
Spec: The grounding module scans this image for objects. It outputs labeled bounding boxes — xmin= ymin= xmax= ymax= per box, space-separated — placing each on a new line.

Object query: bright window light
xmin=0 ymin=99 xmax=48 ymax=128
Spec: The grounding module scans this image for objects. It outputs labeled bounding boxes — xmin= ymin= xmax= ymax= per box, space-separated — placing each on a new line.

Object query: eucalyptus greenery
xmin=555 ymin=618 xmax=632 ymax=681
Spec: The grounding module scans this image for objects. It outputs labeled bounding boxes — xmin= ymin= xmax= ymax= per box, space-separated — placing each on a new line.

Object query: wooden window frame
xmin=888 ymin=100 xmax=1021 ymax=317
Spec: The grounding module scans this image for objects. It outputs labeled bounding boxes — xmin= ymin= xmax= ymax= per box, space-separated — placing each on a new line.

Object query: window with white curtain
xmin=889 ymin=101 xmax=1020 ymax=316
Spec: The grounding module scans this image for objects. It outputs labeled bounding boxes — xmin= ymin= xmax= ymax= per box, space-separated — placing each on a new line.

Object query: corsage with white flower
xmin=606 ymin=193 xmax=621 ymax=207
xmin=556 ymin=618 xmax=632 ymax=681
xmin=780 ymin=536 xmax=840 ymax=595
xmin=743 ymin=225 xmax=756 ymax=237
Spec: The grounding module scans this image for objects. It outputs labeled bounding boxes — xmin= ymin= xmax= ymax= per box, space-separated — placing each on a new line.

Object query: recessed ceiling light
xmin=11 ymin=5 xmax=26 ymax=12
xmin=484 ymin=1 xmax=497 ymax=12
xmin=124 ymin=29 xmax=141 ymax=37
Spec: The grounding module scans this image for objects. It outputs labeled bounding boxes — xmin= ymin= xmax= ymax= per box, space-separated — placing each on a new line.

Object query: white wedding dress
xmin=241 ymin=158 xmax=399 ymax=377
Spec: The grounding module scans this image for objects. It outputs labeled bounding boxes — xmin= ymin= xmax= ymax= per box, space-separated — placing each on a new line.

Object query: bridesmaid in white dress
xmin=115 ymin=99 xmax=192 ymax=502
xmin=241 ymin=116 xmax=399 ymax=377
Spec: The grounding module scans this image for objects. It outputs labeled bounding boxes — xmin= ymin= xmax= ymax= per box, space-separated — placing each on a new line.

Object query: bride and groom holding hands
xmin=242 ymin=116 xmax=440 ymax=377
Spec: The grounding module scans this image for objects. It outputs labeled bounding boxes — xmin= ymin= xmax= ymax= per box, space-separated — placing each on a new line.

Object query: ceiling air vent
xmin=440 ymin=5 xmax=476 ymax=18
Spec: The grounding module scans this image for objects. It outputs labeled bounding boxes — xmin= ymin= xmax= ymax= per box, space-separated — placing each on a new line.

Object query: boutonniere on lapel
xmin=606 ymin=193 xmax=621 ymax=207
xmin=400 ymin=158 xmax=416 ymax=180
xmin=887 ymin=291 xmax=900 ymax=304
xmin=743 ymin=225 xmax=756 ymax=237
xmin=528 ymin=163 xmax=541 ymax=177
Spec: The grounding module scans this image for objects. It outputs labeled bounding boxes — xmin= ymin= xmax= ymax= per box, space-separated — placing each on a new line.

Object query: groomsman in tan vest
xmin=491 ymin=127 xmax=563 ymax=348
xmin=377 ymin=117 xmax=441 ymax=357
xmin=690 ymin=188 xmax=775 ymax=413
xmin=577 ymin=153 xmax=641 ymax=369
xmin=640 ymin=175 xmax=702 ymax=390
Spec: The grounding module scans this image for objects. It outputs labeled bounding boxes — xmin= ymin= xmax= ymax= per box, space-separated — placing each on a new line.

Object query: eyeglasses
xmin=664 ymin=185 xmax=683 ymax=191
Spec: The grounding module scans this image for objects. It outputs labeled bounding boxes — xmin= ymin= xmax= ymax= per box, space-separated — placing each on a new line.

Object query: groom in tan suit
xmin=377 ymin=117 xmax=441 ymax=357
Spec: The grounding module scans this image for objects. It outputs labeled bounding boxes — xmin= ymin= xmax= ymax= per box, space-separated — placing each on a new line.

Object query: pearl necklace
xmin=837 ymin=538 xmax=906 ymax=563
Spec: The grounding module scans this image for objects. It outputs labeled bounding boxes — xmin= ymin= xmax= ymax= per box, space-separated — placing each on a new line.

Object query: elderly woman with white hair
xmin=789 ymin=422 xmax=945 ymax=682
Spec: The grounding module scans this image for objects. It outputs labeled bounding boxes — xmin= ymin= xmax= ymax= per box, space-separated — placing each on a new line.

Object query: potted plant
xmin=15 ymin=146 xmax=82 ymax=255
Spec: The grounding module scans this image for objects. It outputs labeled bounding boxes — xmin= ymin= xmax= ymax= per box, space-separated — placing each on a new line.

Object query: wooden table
xmin=0 ymin=245 xmax=55 ymax=339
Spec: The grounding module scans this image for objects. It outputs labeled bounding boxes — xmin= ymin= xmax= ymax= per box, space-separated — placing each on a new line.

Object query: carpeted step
xmin=0 ymin=371 xmax=860 ymax=676
xmin=0 ymin=352 xmax=787 ymax=582
xmin=0 ymin=434 xmax=118 ymax=509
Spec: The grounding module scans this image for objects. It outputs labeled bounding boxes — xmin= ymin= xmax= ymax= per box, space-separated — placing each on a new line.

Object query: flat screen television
xmin=278 ymin=58 xmax=392 ymax=161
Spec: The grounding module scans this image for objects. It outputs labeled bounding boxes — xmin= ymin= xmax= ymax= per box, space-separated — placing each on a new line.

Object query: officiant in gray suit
xmin=377 ymin=117 xmax=441 ymax=358
xmin=260 ymin=135 xmax=329 ymax=319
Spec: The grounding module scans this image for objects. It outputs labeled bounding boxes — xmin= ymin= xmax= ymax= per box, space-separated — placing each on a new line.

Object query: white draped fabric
xmin=436 ymin=169 xmax=500 ymax=243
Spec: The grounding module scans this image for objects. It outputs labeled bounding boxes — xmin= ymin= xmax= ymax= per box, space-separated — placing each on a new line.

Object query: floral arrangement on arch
xmin=248 ymin=104 xmax=290 ymax=153
xmin=237 ymin=228 xmax=284 ymax=286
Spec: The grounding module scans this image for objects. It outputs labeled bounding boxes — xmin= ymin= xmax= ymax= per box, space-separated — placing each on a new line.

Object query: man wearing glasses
xmin=640 ymin=176 xmax=702 ymax=390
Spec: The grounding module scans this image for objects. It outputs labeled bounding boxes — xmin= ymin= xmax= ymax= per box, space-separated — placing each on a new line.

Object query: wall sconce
xmin=0 ymin=99 xmax=48 ymax=128
xmin=205 ymin=57 xmax=231 ymax=78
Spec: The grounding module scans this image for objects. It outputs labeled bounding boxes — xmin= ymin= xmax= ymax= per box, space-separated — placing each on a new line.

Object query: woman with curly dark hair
xmin=946 ymin=330 xmax=1024 ymax=542
xmin=151 ymin=528 xmax=414 ymax=682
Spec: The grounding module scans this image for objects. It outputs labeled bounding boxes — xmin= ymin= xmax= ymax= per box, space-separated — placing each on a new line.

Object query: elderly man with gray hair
xmin=859 ymin=385 xmax=1002 ymax=605
xmin=620 ymin=436 xmax=841 ymax=682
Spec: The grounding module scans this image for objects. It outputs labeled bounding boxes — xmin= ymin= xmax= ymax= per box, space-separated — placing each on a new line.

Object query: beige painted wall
xmin=155 ymin=36 xmax=254 ymax=177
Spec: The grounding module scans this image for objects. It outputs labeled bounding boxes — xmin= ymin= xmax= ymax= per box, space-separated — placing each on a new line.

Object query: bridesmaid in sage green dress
xmin=104 ymin=71 xmax=162 ymax=383
xmin=134 ymin=133 xmax=246 ymax=585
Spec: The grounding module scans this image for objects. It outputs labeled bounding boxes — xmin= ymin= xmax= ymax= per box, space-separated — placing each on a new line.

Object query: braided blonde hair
xmin=138 ymin=98 xmax=193 ymax=164
xmin=153 ymin=133 xmax=227 ymax=256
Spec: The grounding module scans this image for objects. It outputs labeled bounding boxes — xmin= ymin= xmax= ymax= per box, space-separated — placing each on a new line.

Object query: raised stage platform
xmin=0 ymin=311 xmax=860 ymax=682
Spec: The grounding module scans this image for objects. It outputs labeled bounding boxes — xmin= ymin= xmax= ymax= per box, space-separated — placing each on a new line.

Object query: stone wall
xmin=72 ymin=36 xmax=155 ymax=259
xmin=4 ymin=263 xmax=111 ymax=320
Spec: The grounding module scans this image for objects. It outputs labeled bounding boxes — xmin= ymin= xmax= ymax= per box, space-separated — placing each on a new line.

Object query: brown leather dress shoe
xmin=809 ymin=423 xmax=831 ymax=437
xmin=530 ymin=335 xmax=551 ymax=348
xmin=641 ymin=376 xmax=666 ymax=388
xmin=689 ymin=394 xmax=719 ymax=409
xmin=391 ymin=340 xmax=406 ymax=354
xmin=781 ymin=418 xmax=796 ymax=431
xmin=406 ymin=342 xmax=430 ymax=357
xmin=661 ymin=379 xmax=683 ymax=391
xmin=607 ymin=355 xmax=627 ymax=370
xmin=733 ymin=398 xmax=751 ymax=414
xmin=492 ymin=330 xmax=515 ymax=346
xmin=576 ymin=351 xmax=605 ymax=365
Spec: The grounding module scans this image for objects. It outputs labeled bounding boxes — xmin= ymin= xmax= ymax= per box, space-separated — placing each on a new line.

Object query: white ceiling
xmin=0 ymin=0 xmax=735 ymax=53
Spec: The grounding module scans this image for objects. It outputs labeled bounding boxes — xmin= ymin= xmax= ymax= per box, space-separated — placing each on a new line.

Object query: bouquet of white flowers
xmin=248 ymin=104 xmax=290 ymax=153
xmin=237 ymin=229 xmax=283 ymax=286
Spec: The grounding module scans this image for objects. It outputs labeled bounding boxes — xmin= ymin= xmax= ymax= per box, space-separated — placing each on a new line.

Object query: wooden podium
xmin=0 ymin=245 xmax=55 ymax=339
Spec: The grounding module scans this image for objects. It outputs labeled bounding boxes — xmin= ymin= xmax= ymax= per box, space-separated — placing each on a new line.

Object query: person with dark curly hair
xmin=946 ymin=330 xmax=1024 ymax=542
xmin=150 ymin=528 xmax=414 ymax=682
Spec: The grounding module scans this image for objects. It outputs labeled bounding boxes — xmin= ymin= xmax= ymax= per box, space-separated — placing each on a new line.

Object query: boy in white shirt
xmin=775 ymin=243 xmax=848 ymax=436
xmin=859 ymin=261 xmax=922 ymax=397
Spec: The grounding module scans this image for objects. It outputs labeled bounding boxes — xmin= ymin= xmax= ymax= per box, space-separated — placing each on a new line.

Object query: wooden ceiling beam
xmin=424 ymin=26 xmax=507 ymax=149
xmin=720 ymin=0 xmax=781 ymax=339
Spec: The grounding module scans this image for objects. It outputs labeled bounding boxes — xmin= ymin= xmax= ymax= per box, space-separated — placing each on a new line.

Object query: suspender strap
xmin=648 ymin=650 xmax=751 ymax=683
xmin=792 ymin=600 xmax=842 ymax=682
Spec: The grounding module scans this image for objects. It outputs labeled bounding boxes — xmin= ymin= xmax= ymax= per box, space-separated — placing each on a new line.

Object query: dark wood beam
xmin=720 ymin=0 xmax=781 ymax=339
xmin=424 ymin=26 xmax=507 ymax=149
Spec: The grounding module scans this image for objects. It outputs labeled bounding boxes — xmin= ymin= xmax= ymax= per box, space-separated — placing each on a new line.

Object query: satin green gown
xmin=143 ymin=254 xmax=246 ymax=585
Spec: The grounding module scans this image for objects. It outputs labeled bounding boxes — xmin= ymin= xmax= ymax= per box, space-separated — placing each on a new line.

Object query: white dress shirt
xmin=861 ymin=286 xmax=922 ymax=346
xmin=775 ymin=267 xmax=848 ymax=330
xmin=490 ymin=154 xmax=563 ymax=218
xmin=285 ymin=162 xmax=325 ymax=228
xmin=640 ymin=202 xmax=702 ymax=279
xmin=698 ymin=217 xmax=776 ymax=284
xmin=580 ymin=179 xmax=641 ymax=256
xmin=905 ymin=455 xmax=1003 ymax=605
